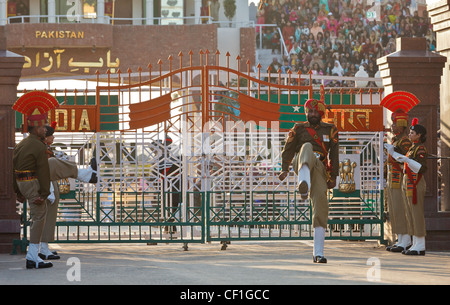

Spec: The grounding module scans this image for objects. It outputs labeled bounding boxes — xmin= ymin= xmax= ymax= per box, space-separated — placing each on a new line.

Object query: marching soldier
xmin=12 ymin=91 xmax=96 ymax=268
xmin=385 ymin=111 xmax=413 ymax=252
xmin=279 ymin=99 xmax=339 ymax=263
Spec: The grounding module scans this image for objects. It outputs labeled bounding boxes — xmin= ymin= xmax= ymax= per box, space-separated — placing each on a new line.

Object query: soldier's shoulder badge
xmin=416 ymin=145 xmax=427 ymax=159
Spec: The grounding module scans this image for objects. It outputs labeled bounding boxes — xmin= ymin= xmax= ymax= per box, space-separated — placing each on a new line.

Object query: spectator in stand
xmin=289 ymin=52 xmax=299 ymax=71
xmin=262 ymin=27 xmax=273 ymax=49
xmin=310 ymin=62 xmax=323 ymax=84
xmin=331 ymin=60 xmax=345 ymax=77
xmin=367 ymin=58 xmax=378 ymax=77
xmin=281 ymin=58 xmax=291 ymax=74
xmin=269 ymin=57 xmax=281 ymax=73
xmin=303 ymin=51 xmax=312 ymax=67
xmin=282 ymin=21 xmax=295 ymax=42
xmin=316 ymin=10 xmax=329 ymax=25
xmin=294 ymin=23 xmax=301 ymax=42
xmin=310 ymin=21 xmax=323 ymax=40
xmin=309 ymin=53 xmax=324 ymax=70
xmin=271 ymin=32 xmax=281 ymax=54
xmin=289 ymin=41 xmax=301 ymax=56
xmin=360 ymin=38 xmax=374 ymax=57
xmin=327 ymin=13 xmax=339 ymax=36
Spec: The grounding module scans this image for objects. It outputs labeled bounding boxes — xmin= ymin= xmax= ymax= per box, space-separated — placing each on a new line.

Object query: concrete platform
xmin=1 ymin=240 xmax=449 ymax=287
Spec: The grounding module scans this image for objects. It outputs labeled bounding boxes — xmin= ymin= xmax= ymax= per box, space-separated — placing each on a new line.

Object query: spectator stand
xmin=254 ymin=0 xmax=435 ymax=89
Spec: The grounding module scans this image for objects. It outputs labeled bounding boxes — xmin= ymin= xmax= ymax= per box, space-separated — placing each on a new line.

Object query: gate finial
xmin=178 ymin=52 xmax=183 ymax=69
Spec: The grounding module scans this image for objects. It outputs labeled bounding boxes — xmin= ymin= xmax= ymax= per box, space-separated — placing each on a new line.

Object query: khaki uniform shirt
xmin=281 ymin=121 xmax=339 ymax=179
xmin=390 ymin=134 xmax=412 ymax=163
xmin=387 ymin=133 xmax=412 ymax=187
xmin=13 ymin=134 xmax=51 ymax=199
xmin=405 ymin=142 xmax=427 ymax=175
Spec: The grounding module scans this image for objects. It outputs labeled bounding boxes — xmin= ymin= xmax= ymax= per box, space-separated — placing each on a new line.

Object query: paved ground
xmin=1 ymin=240 xmax=449 ymax=287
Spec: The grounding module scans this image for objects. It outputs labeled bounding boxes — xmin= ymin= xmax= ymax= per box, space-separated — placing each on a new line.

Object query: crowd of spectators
xmin=256 ymin=0 xmax=436 ymax=87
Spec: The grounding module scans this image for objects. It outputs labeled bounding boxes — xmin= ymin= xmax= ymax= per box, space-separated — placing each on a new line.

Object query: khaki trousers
xmin=42 ymin=158 xmax=78 ymax=242
xmin=41 ymin=181 xmax=60 ymax=243
xmin=402 ymin=175 xmax=426 ymax=237
xmin=293 ymin=143 xmax=329 ymax=228
xmin=16 ymin=179 xmax=47 ymax=244
xmin=16 ymin=159 xmax=78 ymax=244
xmin=386 ymin=172 xmax=409 ymax=235
xmin=48 ymin=157 xmax=78 ymax=181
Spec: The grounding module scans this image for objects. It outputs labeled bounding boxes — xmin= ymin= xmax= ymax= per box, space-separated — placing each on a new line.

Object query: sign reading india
xmin=52 ymin=106 xmax=95 ymax=131
xmin=323 ymin=105 xmax=384 ymax=132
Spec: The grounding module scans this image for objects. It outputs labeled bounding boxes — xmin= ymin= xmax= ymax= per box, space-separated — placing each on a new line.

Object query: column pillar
xmin=0 ymin=0 xmax=7 ymax=25
xmin=48 ymin=0 xmax=56 ymax=23
xmin=194 ymin=0 xmax=202 ymax=24
xmin=146 ymin=0 xmax=153 ymax=25
xmin=0 ymin=26 xmax=24 ymax=253
xmin=97 ymin=0 xmax=105 ymax=24
xmin=377 ymin=37 xmax=448 ymax=250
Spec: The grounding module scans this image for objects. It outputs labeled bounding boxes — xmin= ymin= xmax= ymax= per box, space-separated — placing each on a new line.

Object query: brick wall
xmin=3 ymin=24 xmax=255 ymax=77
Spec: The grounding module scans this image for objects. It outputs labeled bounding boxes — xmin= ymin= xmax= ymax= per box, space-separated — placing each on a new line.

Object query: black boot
xmin=26 ymin=260 xmax=53 ymax=269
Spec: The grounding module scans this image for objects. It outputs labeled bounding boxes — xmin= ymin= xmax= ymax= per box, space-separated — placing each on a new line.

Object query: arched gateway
xmin=14 ymin=50 xmax=387 ymax=251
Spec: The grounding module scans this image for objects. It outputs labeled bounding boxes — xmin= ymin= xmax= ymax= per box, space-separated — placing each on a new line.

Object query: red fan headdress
xmin=12 ymin=91 xmax=59 ymax=128
xmin=380 ymin=91 xmax=420 ymax=127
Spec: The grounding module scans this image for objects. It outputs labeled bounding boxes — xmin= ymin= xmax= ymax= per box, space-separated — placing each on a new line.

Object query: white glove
xmin=391 ymin=154 xmax=422 ymax=173
xmin=384 ymin=143 xmax=394 ymax=155
xmin=48 ymin=183 xmax=55 ymax=204
xmin=395 ymin=155 xmax=408 ymax=163
xmin=403 ymin=157 xmax=422 ymax=173
xmin=384 ymin=144 xmax=423 ymax=173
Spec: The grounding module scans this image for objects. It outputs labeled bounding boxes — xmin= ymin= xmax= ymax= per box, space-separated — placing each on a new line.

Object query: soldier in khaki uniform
xmin=13 ymin=110 xmax=54 ymax=269
xmin=279 ymin=99 xmax=339 ymax=263
xmin=13 ymin=92 xmax=96 ymax=268
xmin=385 ymin=118 xmax=428 ymax=256
xmin=385 ymin=111 xmax=413 ymax=253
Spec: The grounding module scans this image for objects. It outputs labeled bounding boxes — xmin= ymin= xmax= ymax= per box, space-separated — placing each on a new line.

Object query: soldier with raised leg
xmin=279 ymin=99 xmax=339 ymax=263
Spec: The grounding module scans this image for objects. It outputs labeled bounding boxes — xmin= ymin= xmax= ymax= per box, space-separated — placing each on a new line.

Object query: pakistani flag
xmin=252 ymin=93 xmax=354 ymax=130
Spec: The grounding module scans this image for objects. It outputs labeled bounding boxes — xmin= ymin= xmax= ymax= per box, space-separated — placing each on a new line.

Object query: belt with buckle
xmin=15 ymin=170 xmax=38 ymax=181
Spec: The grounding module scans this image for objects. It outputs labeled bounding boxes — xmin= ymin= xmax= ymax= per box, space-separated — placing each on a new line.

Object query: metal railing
xmin=255 ymin=24 xmax=288 ymax=56
xmin=4 ymin=14 xmax=216 ymax=25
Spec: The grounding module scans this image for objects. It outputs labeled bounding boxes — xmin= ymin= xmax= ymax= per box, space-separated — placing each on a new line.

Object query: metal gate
xmin=15 ymin=51 xmax=386 ymax=251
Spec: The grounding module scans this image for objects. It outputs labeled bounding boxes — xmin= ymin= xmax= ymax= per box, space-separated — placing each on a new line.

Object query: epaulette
xmin=320 ymin=121 xmax=335 ymax=128
xmin=415 ymin=145 xmax=427 ymax=160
